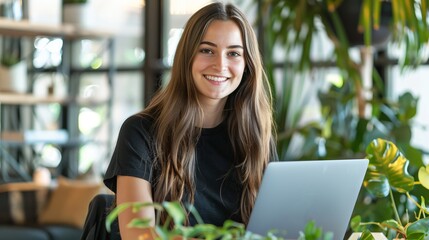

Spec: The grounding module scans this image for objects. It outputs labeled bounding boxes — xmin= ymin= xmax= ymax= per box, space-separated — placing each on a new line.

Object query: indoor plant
xmin=255 ymin=0 xmax=429 ymax=159
xmin=0 ymin=36 xmax=27 ymax=93
xmin=105 ymin=201 xmax=332 ymax=240
xmin=254 ymin=0 xmax=428 ymax=231
xmin=0 ymin=0 xmax=28 ymax=93
xmin=351 ymin=138 xmax=429 ymax=239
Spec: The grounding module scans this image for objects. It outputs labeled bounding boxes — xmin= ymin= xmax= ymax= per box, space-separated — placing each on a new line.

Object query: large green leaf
xmin=364 ymin=170 xmax=390 ymax=197
xmin=397 ymin=92 xmax=418 ymax=121
xmin=350 ymin=215 xmax=362 ymax=232
xmin=406 ymin=218 xmax=429 ymax=240
xmin=365 ymin=138 xmax=415 ymax=197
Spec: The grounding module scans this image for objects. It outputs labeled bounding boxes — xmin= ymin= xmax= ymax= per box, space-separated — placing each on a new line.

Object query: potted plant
xmin=0 ymin=37 xmax=28 ymax=93
xmin=254 ymin=0 xmax=428 ymax=234
xmin=351 ymin=138 xmax=429 ymax=239
xmin=0 ymin=0 xmax=28 ymax=93
xmin=255 ymin=0 xmax=429 ymax=159
xmin=105 ymin=201 xmax=332 ymax=240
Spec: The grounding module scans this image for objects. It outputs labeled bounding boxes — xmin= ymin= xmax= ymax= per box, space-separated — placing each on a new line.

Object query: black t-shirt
xmin=104 ymin=114 xmax=242 ymax=226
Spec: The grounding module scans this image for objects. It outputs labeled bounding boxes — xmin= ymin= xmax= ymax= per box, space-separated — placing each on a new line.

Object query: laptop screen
xmin=246 ymin=159 xmax=368 ymax=240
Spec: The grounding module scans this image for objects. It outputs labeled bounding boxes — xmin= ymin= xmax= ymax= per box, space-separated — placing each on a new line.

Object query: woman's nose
xmin=212 ymin=55 xmax=227 ymax=71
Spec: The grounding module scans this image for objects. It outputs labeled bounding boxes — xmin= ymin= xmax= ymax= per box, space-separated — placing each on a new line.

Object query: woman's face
xmin=191 ymin=20 xmax=245 ymax=105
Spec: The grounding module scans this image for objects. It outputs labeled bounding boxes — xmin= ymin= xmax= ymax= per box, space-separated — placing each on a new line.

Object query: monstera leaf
xmin=364 ymin=138 xmax=415 ymax=197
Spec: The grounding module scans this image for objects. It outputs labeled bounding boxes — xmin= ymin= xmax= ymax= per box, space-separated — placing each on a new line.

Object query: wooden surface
xmin=0 ymin=17 xmax=113 ymax=39
xmin=0 ymin=92 xmax=109 ymax=105
xmin=0 ymin=92 xmax=67 ymax=104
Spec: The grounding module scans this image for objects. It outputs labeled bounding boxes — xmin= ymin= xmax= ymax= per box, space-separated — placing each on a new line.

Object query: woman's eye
xmin=200 ymin=48 xmax=213 ymax=54
xmin=228 ymin=51 xmax=241 ymax=57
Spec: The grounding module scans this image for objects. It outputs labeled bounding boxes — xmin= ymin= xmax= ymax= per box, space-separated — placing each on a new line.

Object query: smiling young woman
xmin=191 ymin=19 xmax=246 ymax=128
xmin=192 ymin=20 xmax=245 ymax=108
xmin=103 ymin=2 xmax=278 ymax=239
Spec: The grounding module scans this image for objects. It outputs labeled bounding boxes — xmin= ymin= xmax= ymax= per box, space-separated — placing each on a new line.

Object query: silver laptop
xmin=247 ymin=159 xmax=368 ymax=240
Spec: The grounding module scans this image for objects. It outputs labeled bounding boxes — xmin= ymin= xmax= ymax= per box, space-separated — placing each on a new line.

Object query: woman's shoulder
xmin=118 ymin=112 xmax=156 ymax=137
xmin=123 ymin=112 xmax=155 ymax=128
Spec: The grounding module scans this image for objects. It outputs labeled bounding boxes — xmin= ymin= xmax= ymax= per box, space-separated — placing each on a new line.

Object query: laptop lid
xmin=246 ymin=159 xmax=368 ymax=240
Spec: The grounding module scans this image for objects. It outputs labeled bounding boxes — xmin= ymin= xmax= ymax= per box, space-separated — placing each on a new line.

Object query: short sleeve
xmin=103 ymin=114 xmax=156 ymax=193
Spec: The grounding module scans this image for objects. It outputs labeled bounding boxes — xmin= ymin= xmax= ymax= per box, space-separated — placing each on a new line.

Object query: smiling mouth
xmin=204 ymin=75 xmax=229 ymax=82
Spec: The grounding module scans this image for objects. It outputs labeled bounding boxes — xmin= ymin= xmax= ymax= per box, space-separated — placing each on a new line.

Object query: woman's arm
xmin=117 ymin=175 xmax=157 ymax=240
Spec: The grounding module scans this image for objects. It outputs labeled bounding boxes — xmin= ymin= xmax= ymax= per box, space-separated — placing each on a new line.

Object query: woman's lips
xmin=204 ymin=74 xmax=229 ymax=82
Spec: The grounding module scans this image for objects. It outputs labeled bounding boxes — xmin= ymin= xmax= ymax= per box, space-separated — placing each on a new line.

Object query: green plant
xmin=0 ymin=37 xmax=23 ymax=67
xmin=255 ymin=0 xmax=429 ymax=160
xmin=258 ymin=0 xmax=429 ymax=71
xmin=351 ymin=138 xmax=429 ymax=239
xmin=254 ymin=0 xmax=428 ymax=232
xmin=0 ymin=1 xmax=25 ymax=67
xmin=300 ymin=86 xmax=422 ymax=159
xmin=105 ymin=201 xmax=333 ymax=240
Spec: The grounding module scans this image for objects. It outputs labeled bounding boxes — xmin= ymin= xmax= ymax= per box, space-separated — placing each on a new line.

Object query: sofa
xmin=0 ymin=177 xmax=102 ymax=240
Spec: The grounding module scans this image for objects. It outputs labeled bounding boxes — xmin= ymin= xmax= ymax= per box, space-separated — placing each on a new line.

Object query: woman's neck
xmin=200 ymin=98 xmax=226 ymax=128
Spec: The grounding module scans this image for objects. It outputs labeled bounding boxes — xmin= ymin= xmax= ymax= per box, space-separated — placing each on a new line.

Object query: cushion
xmin=38 ymin=177 xmax=101 ymax=228
xmin=0 ymin=182 xmax=47 ymax=193
xmin=42 ymin=225 xmax=83 ymax=240
xmin=0 ymin=182 xmax=50 ymax=225
xmin=0 ymin=225 xmax=51 ymax=240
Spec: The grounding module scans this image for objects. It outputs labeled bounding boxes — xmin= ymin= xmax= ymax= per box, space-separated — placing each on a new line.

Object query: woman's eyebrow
xmin=200 ymin=41 xmax=243 ymax=49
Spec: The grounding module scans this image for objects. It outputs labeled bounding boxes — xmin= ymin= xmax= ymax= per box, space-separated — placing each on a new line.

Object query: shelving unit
xmin=0 ymin=18 xmax=112 ymax=38
xmin=0 ymin=92 xmax=110 ymax=105
xmin=0 ymin=93 xmax=68 ymax=104
xmin=0 ymin=17 xmax=115 ymax=183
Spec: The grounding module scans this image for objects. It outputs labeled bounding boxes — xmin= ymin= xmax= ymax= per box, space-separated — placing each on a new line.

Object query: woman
xmin=104 ymin=2 xmax=278 ymax=239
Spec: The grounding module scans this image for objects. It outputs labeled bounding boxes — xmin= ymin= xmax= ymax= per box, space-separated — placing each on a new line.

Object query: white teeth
xmin=205 ymin=75 xmax=227 ymax=82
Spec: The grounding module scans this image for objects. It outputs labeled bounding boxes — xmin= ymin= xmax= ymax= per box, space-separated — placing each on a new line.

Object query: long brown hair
xmin=141 ymin=2 xmax=276 ymax=225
